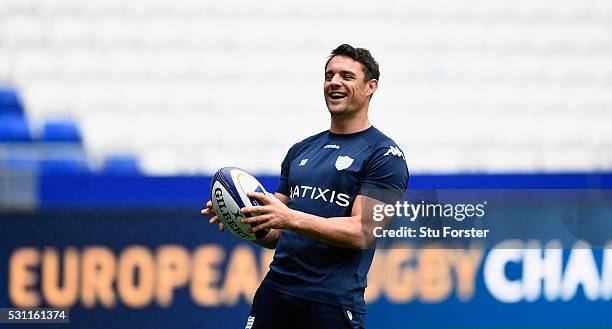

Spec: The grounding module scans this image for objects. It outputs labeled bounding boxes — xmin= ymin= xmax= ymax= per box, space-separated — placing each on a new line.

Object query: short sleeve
xmin=359 ymin=144 xmax=409 ymax=204
xmin=276 ymin=145 xmax=294 ymax=196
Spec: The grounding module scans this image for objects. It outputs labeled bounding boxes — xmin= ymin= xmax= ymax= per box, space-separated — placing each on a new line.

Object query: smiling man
xmin=202 ymin=44 xmax=409 ymax=329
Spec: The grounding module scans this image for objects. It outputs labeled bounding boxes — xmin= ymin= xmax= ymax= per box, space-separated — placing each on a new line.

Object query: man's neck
xmin=329 ymin=111 xmax=371 ymax=134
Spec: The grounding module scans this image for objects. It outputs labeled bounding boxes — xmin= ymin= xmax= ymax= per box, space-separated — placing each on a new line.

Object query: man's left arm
xmin=240 ymin=193 xmax=384 ymax=250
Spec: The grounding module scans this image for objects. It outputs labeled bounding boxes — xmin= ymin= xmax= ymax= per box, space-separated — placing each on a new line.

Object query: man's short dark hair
xmin=325 ymin=44 xmax=380 ymax=82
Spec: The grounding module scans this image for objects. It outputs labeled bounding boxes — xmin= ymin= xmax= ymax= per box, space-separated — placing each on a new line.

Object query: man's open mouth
xmin=329 ymin=92 xmax=347 ymax=100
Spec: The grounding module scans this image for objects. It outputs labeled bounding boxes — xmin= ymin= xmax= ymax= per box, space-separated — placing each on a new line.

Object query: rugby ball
xmin=210 ymin=167 xmax=270 ymax=241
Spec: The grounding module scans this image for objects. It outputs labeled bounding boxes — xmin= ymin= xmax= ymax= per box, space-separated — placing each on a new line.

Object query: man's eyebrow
xmin=325 ymin=70 xmax=357 ymax=76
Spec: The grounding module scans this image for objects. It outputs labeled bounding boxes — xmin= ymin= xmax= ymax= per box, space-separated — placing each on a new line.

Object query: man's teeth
xmin=330 ymin=93 xmax=346 ymax=99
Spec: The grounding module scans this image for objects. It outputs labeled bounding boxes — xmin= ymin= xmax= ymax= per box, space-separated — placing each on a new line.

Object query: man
xmin=201 ymin=44 xmax=408 ymax=329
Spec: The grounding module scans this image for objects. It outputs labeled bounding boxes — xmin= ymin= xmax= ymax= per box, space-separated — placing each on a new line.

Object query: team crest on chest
xmin=335 ymin=156 xmax=354 ymax=171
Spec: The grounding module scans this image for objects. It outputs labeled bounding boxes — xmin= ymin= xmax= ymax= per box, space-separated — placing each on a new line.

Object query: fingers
xmin=247 ymin=192 xmax=270 ymax=205
xmin=241 ymin=205 xmax=266 ymax=215
xmin=241 ymin=214 xmax=269 ymax=225
xmin=201 ymin=200 xmax=215 ymax=216
xmin=198 ymin=200 xmax=224 ymax=232
xmin=207 ymin=215 xmax=224 ymax=231
xmin=242 ymin=215 xmax=272 ymax=233
xmin=249 ymin=220 xmax=272 ymax=233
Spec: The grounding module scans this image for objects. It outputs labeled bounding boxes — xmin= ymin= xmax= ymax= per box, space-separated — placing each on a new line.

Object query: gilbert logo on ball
xmin=210 ymin=167 xmax=269 ymax=240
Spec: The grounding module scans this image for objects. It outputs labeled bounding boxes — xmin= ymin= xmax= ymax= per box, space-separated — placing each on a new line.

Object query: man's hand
xmin=240 ymin=192 xmax=297 ymax=233
xmin=200 ymin=193 xmax=286 ymax=249
xmin=200 ymin=200 xmax=225 ymax=232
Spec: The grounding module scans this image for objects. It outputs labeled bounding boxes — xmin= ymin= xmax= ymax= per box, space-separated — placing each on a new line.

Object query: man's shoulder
xmin=364 ymin=127 xmax=405 ymax=155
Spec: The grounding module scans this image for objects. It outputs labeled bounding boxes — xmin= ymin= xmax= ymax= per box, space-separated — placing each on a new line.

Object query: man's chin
xmin=327 ymin=105 xmax=348 ymax=115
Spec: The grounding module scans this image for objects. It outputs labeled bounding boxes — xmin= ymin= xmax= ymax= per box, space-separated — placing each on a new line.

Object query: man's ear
xmin=367 ymin=79 xmax=378 ymax=97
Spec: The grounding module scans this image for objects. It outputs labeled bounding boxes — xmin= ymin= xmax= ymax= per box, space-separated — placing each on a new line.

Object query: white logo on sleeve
xmin=244 ymin=316 xmax=255 ymax=329
xmin=346 ymin=310 xmax=353 ymax=320
xmin=335 ymin=156 xmax=354 ymax=170
xmin=299 ymin=158 xmax=308 ymax=166
xmin=384 ymin=146 xmax=404 ymax=159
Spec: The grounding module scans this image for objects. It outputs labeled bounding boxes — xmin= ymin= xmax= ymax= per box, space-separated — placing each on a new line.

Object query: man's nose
xmin=330 ymin=74 xmax=342 ymax=86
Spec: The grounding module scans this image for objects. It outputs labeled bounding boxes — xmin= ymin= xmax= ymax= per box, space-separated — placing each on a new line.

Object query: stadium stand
xmin=0 ymin=0 xmax=611 ymax=175
xmin=0 ymin=85 xmax=139 ymax=175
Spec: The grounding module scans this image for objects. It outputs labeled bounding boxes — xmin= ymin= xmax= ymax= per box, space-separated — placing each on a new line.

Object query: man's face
xmin=324 ymin=56 xmax=376 ymax=116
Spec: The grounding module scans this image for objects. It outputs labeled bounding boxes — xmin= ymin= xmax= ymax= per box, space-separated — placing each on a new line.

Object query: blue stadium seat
xmin=1 ymin=154 xmax=41 ymax=171
xmin=102 ymin=155 xmax=140 ymax=174
xmin=0 ymin=114 xmax=32 ymax=142
xmin=41 ymin=120 xmax=82 ymax=143
xmin=0 ymin=87 xmax=24 ymax=114
xmin=39 ymin=158 xmax=90 ymax=174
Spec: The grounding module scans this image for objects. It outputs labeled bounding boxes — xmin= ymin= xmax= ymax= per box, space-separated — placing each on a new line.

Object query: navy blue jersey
xmin=262 ymin=126 xmax=409 ymax=313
